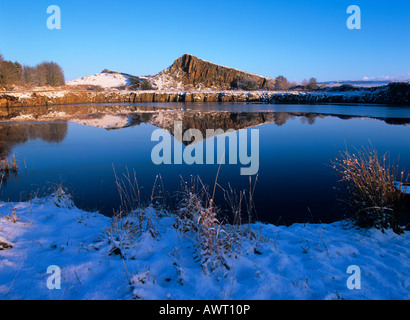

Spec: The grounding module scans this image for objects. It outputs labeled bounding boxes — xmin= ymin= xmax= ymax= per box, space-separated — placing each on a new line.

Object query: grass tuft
xmin=332 ymin=146 xmax=409 ymax=234
xmin=0 ymin=154 xmax=18 ymax=174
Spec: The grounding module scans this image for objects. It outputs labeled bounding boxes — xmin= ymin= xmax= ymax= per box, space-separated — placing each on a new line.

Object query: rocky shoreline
xmin=0 ymin=82 xmax=409 ymax=107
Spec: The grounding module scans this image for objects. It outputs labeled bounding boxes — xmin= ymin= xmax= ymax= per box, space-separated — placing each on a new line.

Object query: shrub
xmin=230 ymin=79 xmax=239 ymax=90
xmin=140 ymin=79 xmax=154 ymax=90
xmin=327 ymin=84 xmax=359 ymax=92
xmin=387 ymin=82 xmax=410 ymax=101
xmin=306 ymin=77 xmax=318 ymax=90
xmin=240 ymin=80 xmax=258 ymax=91
xmin=332 ymin=147 xmax=409 ymax=233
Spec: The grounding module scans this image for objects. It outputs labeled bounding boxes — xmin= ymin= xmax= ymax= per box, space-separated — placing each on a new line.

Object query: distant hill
xmin=320 ymin=80 xmax=395 ymax=88
xmin=320 ymin=75 xmax=410 ymax=88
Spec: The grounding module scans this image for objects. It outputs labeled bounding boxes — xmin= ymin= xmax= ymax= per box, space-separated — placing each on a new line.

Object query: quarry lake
xmin=1 ymin=102 xmax=410 ymax=226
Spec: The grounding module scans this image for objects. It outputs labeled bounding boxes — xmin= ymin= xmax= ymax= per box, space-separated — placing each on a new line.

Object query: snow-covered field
xmin=0 ymin=190 xmax=409 ymax=300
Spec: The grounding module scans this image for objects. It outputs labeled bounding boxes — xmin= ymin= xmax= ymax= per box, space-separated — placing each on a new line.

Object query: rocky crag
xmin=150 ymin=54 xmax=275 ymax=91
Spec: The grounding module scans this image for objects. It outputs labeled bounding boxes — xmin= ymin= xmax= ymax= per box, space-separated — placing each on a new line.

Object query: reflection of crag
xmin=147 ymin=111 xmax=280 ymax=144
xmin=0 ymin=122 xmax=68 ymax=156
xmin=1 ymin=104 xmax=409 ymax=152
xmin=145 ymin=111 xmax=328 ymax=144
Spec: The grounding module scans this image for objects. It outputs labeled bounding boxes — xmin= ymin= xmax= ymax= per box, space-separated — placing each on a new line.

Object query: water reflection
xmin=0 ymin=103 xmax=409 ymax=225
xmin=0 ymin=109 xmax=356 ymax=153
xmin=0 ymin=122 xmax=67 ymax=156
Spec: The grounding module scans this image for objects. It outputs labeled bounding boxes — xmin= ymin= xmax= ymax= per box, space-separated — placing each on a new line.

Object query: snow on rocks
xmin=0 ymin=192 xmax=409 ymax=300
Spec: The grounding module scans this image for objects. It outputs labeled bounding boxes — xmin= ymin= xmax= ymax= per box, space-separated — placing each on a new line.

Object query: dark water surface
xmin=1 ymin=103 xmax=410 ymax=226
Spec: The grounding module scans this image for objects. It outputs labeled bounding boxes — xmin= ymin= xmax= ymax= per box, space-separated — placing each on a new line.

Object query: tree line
xmin=230 ymin=74 xmax=319 ymax=91
xmin=273 ymin=75 xmax=319 ymax=91
xmin=0 ymin=54 xmax=65 ymax=90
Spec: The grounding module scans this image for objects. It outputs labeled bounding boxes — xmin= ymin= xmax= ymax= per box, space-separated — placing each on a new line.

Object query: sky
xmin=0 ymin=0 xmax=409 ymax=82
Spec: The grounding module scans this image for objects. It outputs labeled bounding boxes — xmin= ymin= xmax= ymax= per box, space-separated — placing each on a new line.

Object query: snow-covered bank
xmin=1 ymin=191 xmax=409 ymax=300
xmin=1 ymin=82 xmax=410 ymax=109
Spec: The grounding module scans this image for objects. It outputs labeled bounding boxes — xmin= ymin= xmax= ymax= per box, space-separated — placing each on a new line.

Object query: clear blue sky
xmin=1 ymin=0 xmax=409 ymax=82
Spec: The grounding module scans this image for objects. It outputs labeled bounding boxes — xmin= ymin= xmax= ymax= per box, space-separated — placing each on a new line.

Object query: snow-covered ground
xmin=150 ymin=69 xmax=185 ymax=91
xmin=0 ymin=190 xmax=409 ymax=300
xmin=66 ymin=72 xmax=132 ymax=88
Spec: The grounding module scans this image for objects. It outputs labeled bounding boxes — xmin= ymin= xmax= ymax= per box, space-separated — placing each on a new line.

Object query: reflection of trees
xmin=0 ymin=122 xmax=68 ymax=156
xmin=273 ymin=113 xmax=295 ymax=126
xmin=300 ymin=114 xmax=317 ymax=125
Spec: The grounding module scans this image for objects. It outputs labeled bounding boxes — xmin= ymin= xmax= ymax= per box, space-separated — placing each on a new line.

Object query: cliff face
xmin=152 ymin=54 xmax=275 ymax=91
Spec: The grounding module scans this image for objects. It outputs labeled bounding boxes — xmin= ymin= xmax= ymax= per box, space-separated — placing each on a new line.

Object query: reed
xmin=0 ymin=154 xmax=18 ymax=174
xmin=332 ymin=146 xmax=409 ymax=233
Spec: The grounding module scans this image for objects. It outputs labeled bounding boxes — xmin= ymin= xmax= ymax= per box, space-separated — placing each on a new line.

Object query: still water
xmin=1 ymin=103 xmax=410 ymax=225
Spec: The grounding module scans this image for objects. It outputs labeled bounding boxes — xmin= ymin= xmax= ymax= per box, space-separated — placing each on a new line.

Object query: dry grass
xmin=176 ymin=175 xmax=233 ymax=272
xmin=175 ymin=175 xmax=258 ymax=273
xmin=332 ymin=146 xmax=409 ymax=233
xmin=103 ymin=166 xmax=160 ymax=258
xmin=0 ymin=154 xmax=18 ymax=174
xmin=224 ymin=176 xmax=258 ymax=236
xmin=109 ymin=166 xmax=259 ymax=273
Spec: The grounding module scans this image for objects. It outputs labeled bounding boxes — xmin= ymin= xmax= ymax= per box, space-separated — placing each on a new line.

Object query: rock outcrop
xmin=151 ymin=54 xmax=276 ymax=91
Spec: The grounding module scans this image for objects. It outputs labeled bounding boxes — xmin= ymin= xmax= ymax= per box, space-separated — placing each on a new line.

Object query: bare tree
xmin=22 ymin=65 xmax=37 ymax=85
xmin=274 ymin=75 xmax=290 ymax=90
xmin=306 ymin=77 xmax=318 ymax=90
xmin=0 ymin=55 xmax=65 ymax=89
xmin=0 ymin=60 xmax=23 ymax=90
xmin=35 ymin=61 xmax=65 ymax=86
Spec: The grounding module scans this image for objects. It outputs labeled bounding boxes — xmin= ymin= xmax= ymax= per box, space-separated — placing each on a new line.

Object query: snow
xmin=70 ymin=114 xmax=132 ymax=130
xmin=66 ymin=72 xmax=132 ymax=88
xmin=151 ymin=69 xmax=185 ymax=91
xmin=1 ymin=190 xmax=409 ymax=300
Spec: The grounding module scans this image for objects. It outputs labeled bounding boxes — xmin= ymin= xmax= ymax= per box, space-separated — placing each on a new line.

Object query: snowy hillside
xmin=66 ymin=71 xmax=134 ymax=88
